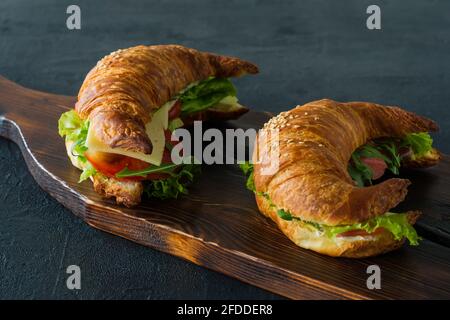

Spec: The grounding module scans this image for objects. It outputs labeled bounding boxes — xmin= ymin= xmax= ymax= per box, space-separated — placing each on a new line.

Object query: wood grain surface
xmin=1 ymin=75 xmax=449 ymax=299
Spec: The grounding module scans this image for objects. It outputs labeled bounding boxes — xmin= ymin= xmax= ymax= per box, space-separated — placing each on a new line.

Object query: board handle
xmin=0 ymin=75 xmax=75 ymax=143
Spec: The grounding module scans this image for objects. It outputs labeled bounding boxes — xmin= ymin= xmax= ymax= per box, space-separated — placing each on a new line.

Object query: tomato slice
xmin=169 ymin=100 xmax=182 ymax=119
xmin=85 ymin=151 xmax=129 ymax=177
xmin=84 ymin=115 xmax=184 ymax=181
xmin=337 ymin=228 xmax=385 ymax=238
xmin=85 ymin=151 xmax=170 ymax=181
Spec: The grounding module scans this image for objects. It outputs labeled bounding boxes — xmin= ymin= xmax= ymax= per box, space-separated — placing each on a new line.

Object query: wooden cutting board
xmin=1 ymin=75 xmax=449 ymax=299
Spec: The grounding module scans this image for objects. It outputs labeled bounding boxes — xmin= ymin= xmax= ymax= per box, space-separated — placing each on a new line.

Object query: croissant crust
xmin=75 ymin=45 xmax=258 ymax=153
xmin=253 ymin=99 xmax=439 ymax=226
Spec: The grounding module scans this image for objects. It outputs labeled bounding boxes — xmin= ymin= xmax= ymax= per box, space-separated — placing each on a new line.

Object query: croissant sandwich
xmin=241 ymin=99 xmax=440 ymax=258
xmin=58 ymin=45 xmax=258 ymax=206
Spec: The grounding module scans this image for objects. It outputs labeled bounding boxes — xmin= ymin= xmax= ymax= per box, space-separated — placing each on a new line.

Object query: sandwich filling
xmin=240 ymin=132 xmax=435 ymax=246
xmin=59 ymin=77 xmax=239 ymax=199
xmin=348 ymin=133 xmax=434 ymax=187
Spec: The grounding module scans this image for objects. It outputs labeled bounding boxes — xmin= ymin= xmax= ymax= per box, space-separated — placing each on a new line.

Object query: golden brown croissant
xmin=251 ymin=99 xmax=440 ymax=257
xmin=60 ymin=44 xmax=258 ymax=206
xmin=76 ymin=45 xmax=258 ymax=154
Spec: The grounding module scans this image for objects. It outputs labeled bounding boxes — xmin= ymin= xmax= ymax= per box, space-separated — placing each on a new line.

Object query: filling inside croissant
xmin=59 ymin=77 xmax=241 ymax=199
xmin=241 ymin=132 xmax=437 ymax=245
xmin=347 ymin=132 xmax=435 ymax=187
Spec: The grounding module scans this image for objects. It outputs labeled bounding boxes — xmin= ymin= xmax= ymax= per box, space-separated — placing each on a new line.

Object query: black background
xmin=0 ymin=0 xmax=449 ymax=299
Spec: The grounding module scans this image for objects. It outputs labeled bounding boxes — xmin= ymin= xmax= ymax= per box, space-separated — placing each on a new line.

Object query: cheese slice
xmin=85 ymin=101 xmax=173 ymax=166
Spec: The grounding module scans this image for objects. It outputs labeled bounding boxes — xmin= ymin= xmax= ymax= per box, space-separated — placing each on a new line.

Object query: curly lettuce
xmin=115 ymin=156 xmax=200 ymax=200
xmin=58 ymin=110 xmax=96 ymax=182
xmin=277 ymin=208 xmax=420 ymax=245
xmin=239 ymin=162 xmax=420 ymax=245
xmin=402 ymin=132 xmax=433 ymax=158
xmin=239 ymin=162 xmax=255 ymax=192
xmin=143 ymin=163 xmax=201 ymax=200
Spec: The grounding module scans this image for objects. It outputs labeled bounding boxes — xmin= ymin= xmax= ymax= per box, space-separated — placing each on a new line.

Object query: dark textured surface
xmin=0 ymin=0 xmax=449 ymax=299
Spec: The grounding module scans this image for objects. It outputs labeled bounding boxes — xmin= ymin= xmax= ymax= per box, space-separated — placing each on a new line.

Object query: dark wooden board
xmin=1 ymin=75 xmax=450 ymax=299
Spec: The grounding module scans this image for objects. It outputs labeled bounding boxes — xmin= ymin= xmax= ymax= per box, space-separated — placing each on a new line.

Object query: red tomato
xmin=85 ymin=151 xmax=129 ymax=177
xmin=85 ymin=151 xmax=170 ymax=181
xmin=168 ymin=100 xmax=182 ymax=119
xmin=337 ymin=228 xmax=385 ymax=238
xmin=85 ymin=125 xmax=182 ymax=181
xmin=164 ymin=130 xmax=176 ymax=145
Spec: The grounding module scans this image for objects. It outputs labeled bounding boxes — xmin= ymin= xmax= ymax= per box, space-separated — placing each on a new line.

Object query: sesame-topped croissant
xmin=250 ymin=99 xmax=440 ymax=257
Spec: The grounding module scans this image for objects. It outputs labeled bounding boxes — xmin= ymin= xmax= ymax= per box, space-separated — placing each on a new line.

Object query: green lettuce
xmin=239 ymin=162 xmax=255 ymax=192
xmin=348 ymin=142 xmax=401 ymax=187
xmin=239 ymin=162 xmax=420 ymax=245
xmin=320 ymin=213 xmax=420 ymax=245
xmin=143 ymin=162 xmax=201 ymax=200
xmin=348 ymin=152 xmax=375 ymax=187
xmin=58 ymin=110 xmax=97 ymax=182
xmin=348 ymin=132 xmax=433 ymax=187
xmin=402 ymin=132 xmax=433 ymax=157
xmin=276 ymin=209 xmax=420 ymax=245
xmin=179 ymin=77 xmax=237 ymax=116
xmin=116 ymin=156 xmax=201 ymax=200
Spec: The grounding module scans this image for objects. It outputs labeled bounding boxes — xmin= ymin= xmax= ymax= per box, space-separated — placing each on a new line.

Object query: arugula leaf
xmin=402 ymin=132 xmax=433 ymax=157
xmin=348 ymin=141 xmax=402 ymax=187
xmin=115 ymin=162 xmax=180 ymax=178
xmin=239 ymin=161 xmax=255 ymax=192
xmin=378 ymin=141 xmax=401 ymax=175
xmin=348 ymin=132 xmax=433 ymax=187
xmin=179 ymin=77 xmax=237 ymax=116
xmin=348 ymin=153 xmax=374 ymax=187
xmin=143 ymin=163 xmax=201 ymax=200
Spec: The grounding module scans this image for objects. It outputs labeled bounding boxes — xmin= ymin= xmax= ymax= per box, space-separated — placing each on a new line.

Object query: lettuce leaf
xmin=58 ymin=109 xmax=84 ymax=139
xmin=78 ymin=162 xmax=96 ymax=183
xmin=179 ymin=77 xmax=237 ymax=116
xmin=58 ymin=110 xmax=97 ymax=181
xmin=238 ymin=161 xmax=419 ymax=245
xmin=320 ymin=213 xmax=420 ymax=245
xmin=239 ymin=161 xmax=255 ymax=192
xmin=143 ymin=162 xmax=201 ymax=200
xmin=276 ymin=209 xmax=420 ymax=245
xmin=402 ymin=132 xmax=433 ymax=157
